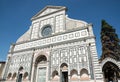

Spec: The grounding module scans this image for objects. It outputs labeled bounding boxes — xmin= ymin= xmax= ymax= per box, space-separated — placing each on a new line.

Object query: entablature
xmin=13 ymin=27 xmax=94 ymax=52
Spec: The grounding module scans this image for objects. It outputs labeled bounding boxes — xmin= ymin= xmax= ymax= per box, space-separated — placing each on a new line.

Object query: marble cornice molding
xmin=11 ymin=36 xmax=94 ymax=54
xmin=14 ymin=25 xmax=89 ymax=45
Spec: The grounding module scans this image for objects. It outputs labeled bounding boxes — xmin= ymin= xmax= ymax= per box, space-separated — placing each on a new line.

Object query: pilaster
xmin=89 ymin=42 xmax=103 ymax=80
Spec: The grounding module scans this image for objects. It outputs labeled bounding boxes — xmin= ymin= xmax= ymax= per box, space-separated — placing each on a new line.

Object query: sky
xmin=0 ymin=0 xmax=120 ymax=61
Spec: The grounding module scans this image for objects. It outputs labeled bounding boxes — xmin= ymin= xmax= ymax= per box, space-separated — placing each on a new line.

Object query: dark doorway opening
xmin=104 ymin=69 xmax=116 ymax=82
xmin=62 ymin=71 xmax=68 ymax=82
xmin=103 ymin=62 xmax=120 ymax=82
xmin=17 ymin=74 xmax=22 ymax=82
xmin=17 ymin=67 xmax=23 ymax=82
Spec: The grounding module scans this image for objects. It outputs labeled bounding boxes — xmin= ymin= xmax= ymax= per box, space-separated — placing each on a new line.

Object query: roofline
xmin=0 ymin=61 xmax=6 ymax=63
xmin=31 ymin=5 xmax=67 ymax=21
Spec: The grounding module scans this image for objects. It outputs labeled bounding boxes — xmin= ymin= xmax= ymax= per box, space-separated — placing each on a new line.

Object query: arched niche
xmin=80 ymin=68 xmax=89 ymax=81
xmin=23 ymin=72 xmax=28 ymax=80
xmin=12 ymin=72 xmax=17 ymax=80
xmin=7 ymin=73 xmax=12 ymax=80
xmin=52 ymin=70 xmax=59 ymax=81
xmin=70 ymin=69 xmax=78 ymax=80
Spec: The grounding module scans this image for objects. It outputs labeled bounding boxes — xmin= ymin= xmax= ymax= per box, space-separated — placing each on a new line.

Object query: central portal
xmin=37 ymin=67 xmax=46 ymax=82
xmin=62 ymin=71 xmax=68 ymax=82
xmin=35 ymin=55 xmax=47 ymax=82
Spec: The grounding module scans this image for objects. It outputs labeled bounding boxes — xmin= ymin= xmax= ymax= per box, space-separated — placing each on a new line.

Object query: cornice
xmin=9 ymin=36 xmax=95 ymax=54
xmin=14 ymin=25 xmax=89 ymax=45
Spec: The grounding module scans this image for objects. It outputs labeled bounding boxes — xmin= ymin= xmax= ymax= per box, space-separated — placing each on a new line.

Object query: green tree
xmin=100 ymin=20 xmax=120 ymax=61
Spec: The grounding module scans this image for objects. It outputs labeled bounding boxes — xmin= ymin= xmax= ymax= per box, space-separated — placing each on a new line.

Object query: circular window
xmin=41 ymin=25 xmax=52 ymax=37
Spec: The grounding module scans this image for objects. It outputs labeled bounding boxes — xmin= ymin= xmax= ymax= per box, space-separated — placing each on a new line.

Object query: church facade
xmin=2 ymin=6 xmax=104 ymax=82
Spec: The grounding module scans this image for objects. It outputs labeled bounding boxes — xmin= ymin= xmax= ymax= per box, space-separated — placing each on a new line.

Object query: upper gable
xmin=31 ymin=6 xmax=67 ymax=20
xmin=15 ymin=5 xmax=92 ymax=44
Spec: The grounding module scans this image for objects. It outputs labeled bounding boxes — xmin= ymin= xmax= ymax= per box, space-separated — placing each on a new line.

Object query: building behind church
xmin=2 ymin=6 xmax=107 ymax=82
xmin=0 ymin=61 xmax=5 ymax=81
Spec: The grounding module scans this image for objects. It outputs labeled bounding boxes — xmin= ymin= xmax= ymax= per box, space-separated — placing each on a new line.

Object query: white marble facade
xmin=2 ymin=6 xmax=103 ymax=82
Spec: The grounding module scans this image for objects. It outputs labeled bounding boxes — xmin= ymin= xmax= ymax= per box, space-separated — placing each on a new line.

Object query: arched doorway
xmin=102 ymin=62 xmax=120 ymax=82
xmin=34 ymin=55 xmax=47 ymax=82
xmin=60 ymin=63 xmax=68 ymax=82
xmin=16 ymin=67 xmax=23 ymax=82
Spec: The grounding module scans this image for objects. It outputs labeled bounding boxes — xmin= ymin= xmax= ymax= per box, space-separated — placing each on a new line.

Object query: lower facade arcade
xmin=3 ymin=42 xmax=103 ymax=82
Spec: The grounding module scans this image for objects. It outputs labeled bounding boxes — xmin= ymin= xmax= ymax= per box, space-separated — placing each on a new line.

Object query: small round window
xmin=41 ymin=25 xmax=52 ymax=37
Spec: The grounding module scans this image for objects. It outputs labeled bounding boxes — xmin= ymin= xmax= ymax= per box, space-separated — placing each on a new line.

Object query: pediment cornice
xmin=31 ymin=5 xmax=66 ymax=20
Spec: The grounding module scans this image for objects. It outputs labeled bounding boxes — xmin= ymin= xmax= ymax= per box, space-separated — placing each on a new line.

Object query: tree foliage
xmin=100 ymin=20 xmax=120 ymax=61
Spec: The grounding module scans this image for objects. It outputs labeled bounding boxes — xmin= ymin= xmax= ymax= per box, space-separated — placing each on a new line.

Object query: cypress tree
xmin=100 ymin=20 xmax=120 ymax=61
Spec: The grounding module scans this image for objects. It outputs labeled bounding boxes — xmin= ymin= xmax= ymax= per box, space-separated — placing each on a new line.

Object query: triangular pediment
xmin=31 ymin=6 xmax=66 ymax=20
